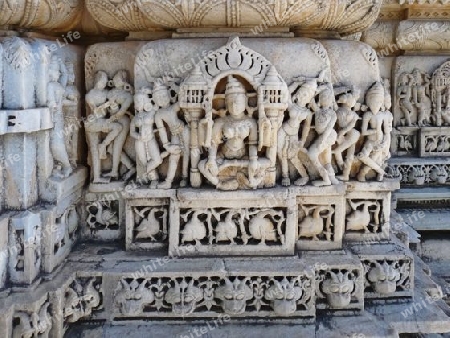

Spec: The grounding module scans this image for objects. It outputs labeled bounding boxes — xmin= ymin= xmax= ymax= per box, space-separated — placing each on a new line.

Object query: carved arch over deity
xmin=179 ymin=37 xmax=290 ymax=190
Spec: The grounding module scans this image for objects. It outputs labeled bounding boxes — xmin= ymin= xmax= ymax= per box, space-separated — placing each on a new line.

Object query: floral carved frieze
xmin=85 ymin=0 xmax=382 ymax=34
xmin=113 ymin=274 xmax=314 ymax=318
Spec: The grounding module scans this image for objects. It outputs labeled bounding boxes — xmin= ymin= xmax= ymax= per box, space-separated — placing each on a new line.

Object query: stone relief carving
xmin=363 ymin=259 xmax=412 ymax=295
xmin=298 ymin=204 xmax=335 ymax=241
xmin=113 ymin=274 xmax=314 ymax=318
xmin=319 ymin=270 xmax=357 ymax=309
xmin=395 ymin=61 xmax=450 ymax=128
xmin=64 ymin=278 xmax=102 ymax=324
xmin=357 ymin=82 xmax=393 ymax=182
xmin=63 ymin=61 xmax=81 ymax=168
xmin=48 ymin=55 xmax=73 ymax=178
xmin=86 ymin=200 xmax=120 ymax=232
xmin=179 ymin=208 xmax=286 ymax=247
xmin=85 ymin=70 xmax=135 ymax=184
xmin=387 ymin=162 xmax=450 ymax=185
xmin=397 ymin=21 xmax=450 ymax=51
xmin=8 ymin=212 xmax=41 ymax=285
xmin=85 ymin=0 xmax=382 ymax=34
xmin=333 ymin=87 xmax=361 ymax=181
xmin=393 ymin=60 xmax=450 ymax=160
xmin=0 ymin=0 xmax=81 ymax=31
xmin=122 ymin=38 xmax=393 ymax=191
xmin=12 ymin=302 xmax=52 ymax=338
xmin=346 ymin=200 xmax=383 ymax=233
xmin=133 ymin=206 xmax=168 ymax=243
xmin=396 ymin=69 xmax=432 ymax=127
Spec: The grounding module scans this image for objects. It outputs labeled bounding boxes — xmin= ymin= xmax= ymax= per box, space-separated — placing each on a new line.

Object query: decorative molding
xmin=85 ymin=0 xmax=382 ymax=34
xmin=0 ymin=0 xmax=82 ymax=31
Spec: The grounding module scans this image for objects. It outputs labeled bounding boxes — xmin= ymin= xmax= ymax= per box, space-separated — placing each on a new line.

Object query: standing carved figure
xmin=357 ymin=82 xmax=392 ymax=182
xmin=277 ymin=80 xmax=317 ymax=186
xmin=153 ymin=81 xmax=190 ymax=189
xmin=397 ymin=73 xmax=414 ymax=126
xmin=63 ymin=60 xmax=81 ymax=168
xmin=103 ymin=70 xmax=134 ymax=180
xmin=131 ymin=89 xmax=166 ymax=185
xmin=307 ymin=86 xmax=338 ymax=186
xmin=411 ymin=69 xmax=432 ymax=126
xmin=85 ymin=71 xmax=110 ymax=183
xmin=333 ymin=89 xmax=361 ymax=181
xmin=48 ymin=55 xmax=73 ymax=178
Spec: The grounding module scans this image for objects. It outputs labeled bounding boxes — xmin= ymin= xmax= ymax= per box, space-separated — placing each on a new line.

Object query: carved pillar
xmin=179 ymin=66 xmax=209 ymax=188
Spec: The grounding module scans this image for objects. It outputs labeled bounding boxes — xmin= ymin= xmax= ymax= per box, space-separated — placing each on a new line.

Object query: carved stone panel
xmin=296 ymin=186 xmax=345 ymax=251
xmin=41 ymin=203 xmax=80 ymax=274
xmin=124 ymin=189 xmax=175 ymax=251
xmin=387 ymin=158 xmax=450 ymax=186
xmin=84 ymin=192 xmax=124 ymax=241
xmin=344 ymin=181 xmax=396 ymax=242
xmin=108 ymin=258 xmax=315 ymax=319
xmin=350 ymin=242 xmax=414 ymax=298
xmin=170 ymin=189 xmax=296 ymax=256
xmin=420 ymin=127 xmax=450 ymax=157
xmin=63 ymin=277 xmax=103 ymax=326
xmin=85 ymin=0 xmax=382 ymax=34
xmin=12 ymin=298 xmax=52 ymax=338
xmin=8 ymin=211 xmax=41 ymax=285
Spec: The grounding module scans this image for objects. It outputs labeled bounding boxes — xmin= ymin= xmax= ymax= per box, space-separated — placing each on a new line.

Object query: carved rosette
xmin=85 ymin=0 xmax=382 ymax=34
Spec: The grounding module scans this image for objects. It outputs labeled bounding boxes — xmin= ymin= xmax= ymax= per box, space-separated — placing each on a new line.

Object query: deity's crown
xmin=153 ymin=80 xmax=169 ymax=94
xmin=225 ymin=75 xmax=246 ymax=95
xmin=300 ymin=79 xmax=317 ymax=92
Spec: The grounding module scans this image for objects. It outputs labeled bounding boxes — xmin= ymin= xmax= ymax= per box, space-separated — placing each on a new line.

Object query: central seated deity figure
xmin=198 ymin=76 xmax=271 ymax=190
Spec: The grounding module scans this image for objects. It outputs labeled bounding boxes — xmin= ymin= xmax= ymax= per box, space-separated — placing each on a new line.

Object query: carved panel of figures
xmin=396 ymin=69 xmax=432 ymax=127
xmin=12 ymin=301 xmax=52 ymax=338
xmin=180 ymin=38 xmax=290 ymax=190
xmin=113 ymin=274 xmax=314 ymax=318
xmin=128 ymin=37 xmax=392 ymax=190
xmin=131 ymin=78 xmax=188 ymax=189
xmin=63 ymin=277 xmax=102 ymax=325
xmin=48 ymin=55 xmax=75 ymax=179
xmin=393 ymin=59 xmax=450 ymax=158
